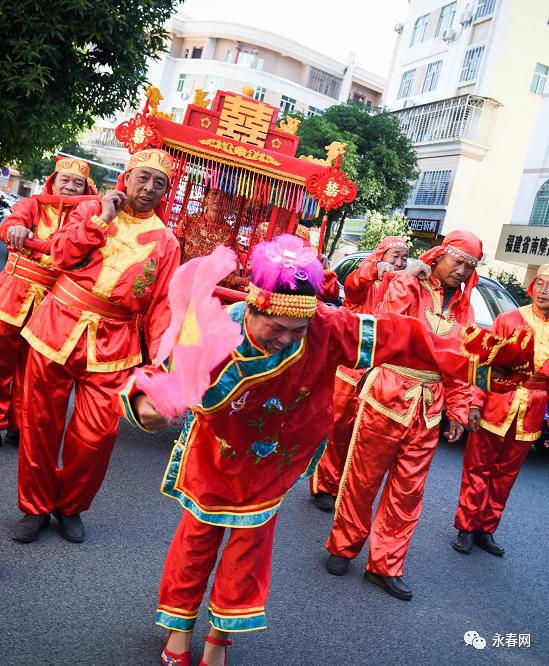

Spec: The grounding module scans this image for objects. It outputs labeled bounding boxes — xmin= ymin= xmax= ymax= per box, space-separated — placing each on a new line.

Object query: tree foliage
xmin=296 ymin=103 xmax=418 ymax=257
xmin=18 ymin=143 xmax=109 ymax=191
xmin=488 ymin=268 xmax=530 ymax=306
xmin=356 ymin=210 xmax=428 ymax=258
xmin=0 ymin=0 xmax=182 ymax=166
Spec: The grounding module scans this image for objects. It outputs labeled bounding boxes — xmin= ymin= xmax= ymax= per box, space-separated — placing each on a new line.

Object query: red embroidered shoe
xmin=198 ymin=635 xmax=232 ymax=666
xmin=161 ymin=636 xmax=191 ymax=666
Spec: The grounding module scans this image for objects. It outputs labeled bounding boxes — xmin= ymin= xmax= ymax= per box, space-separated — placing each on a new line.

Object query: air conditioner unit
xmin=403 ymin=99 xmax=415 ymax=108
xmin=180 ymin=92 xmax=191 ymax=100
xmin=460 ymin=10 xmax=473 ymax=25
xmin=394 ymin=23 xmax=404 ymax=34
xmin=442 ymin=28 xmax=457 ymax=42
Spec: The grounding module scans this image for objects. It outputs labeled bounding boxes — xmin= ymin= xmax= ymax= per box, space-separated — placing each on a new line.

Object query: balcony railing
xmin=392 ymin=95 xmax=501 ymax=147
xmin=84 ymin=128 xmax=125 ymax=148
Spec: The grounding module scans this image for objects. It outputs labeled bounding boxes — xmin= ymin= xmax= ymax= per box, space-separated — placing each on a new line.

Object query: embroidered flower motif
xmin=255 ymin=289 xmax=271 ymax=311
xmin=263 ymin=397 xmax=283 ymax=410
xmin=216 ymin=437 xmax=231 ymax=452
xmin=230 ymin=391 xmax=250 ymax=414
xmin=251 ymin=440 xmax=279 ymax=457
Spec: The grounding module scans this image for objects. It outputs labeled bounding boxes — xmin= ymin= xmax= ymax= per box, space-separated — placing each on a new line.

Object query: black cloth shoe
xmin=474 ymin=531 xmax=505 ymax=556
xmin=53 ymin=509 xmax=85 ymax=543
xmin=4 ymin=431 xmax=20 ymax=447
xmin=12 ymin=514 xmax=50 ymax=542
xmin=453 ymin=530 xmax=474 ymax=554
xmin=326 ymin=554 xmax=350 ymax=576
xmin=365 ymin=570 xmax=413 ymax=600
xmin=313 ymin=493 xmax=336 ymax=511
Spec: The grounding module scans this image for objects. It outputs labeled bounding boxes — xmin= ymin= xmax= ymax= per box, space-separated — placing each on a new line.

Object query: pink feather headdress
xmin=250 ymin=234 xmax=324 ymax=293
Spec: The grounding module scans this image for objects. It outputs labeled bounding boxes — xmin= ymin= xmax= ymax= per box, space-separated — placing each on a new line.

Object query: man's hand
xmin=134 ymin=394 xmax=171 ymax=431
xmin=6 ymin=226 xmax=33 ymax=250
xmin=376 ymin=261 xmax=394 ymax=279
xmin=320 ymin=253 xmax=330 ymax=270
xmin=404 ymin=260 xmax=431 ymax=279
xmin=99 ymin=189 xmax=127 ymax=225
xmin=444 ymin=418 xmax=465 ymax=442
xmin=466 ymin=408 xmax=481 ymax=433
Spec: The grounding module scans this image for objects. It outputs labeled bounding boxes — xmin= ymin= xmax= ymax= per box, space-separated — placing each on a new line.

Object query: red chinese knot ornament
xmin=115 ymin=112 xmax=163 ymax=154
xmin=305 ymin=166 xmax=357 ymax=211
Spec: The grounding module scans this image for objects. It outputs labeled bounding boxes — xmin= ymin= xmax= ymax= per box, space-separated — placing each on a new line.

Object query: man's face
xmin=124 ymin=168 xmax=168 ymax=212
xmin=246 ymin=310 xmax=311 ymax=355
xmin=382 ymin=247 xmax=408 ymax=271
xmin=51 ymin=173 xmax=87 ymax=196
xmin=532 ymin=274 xmax=549 ymax=313
xmin=432 ymin=254 xmax=475 ymax=289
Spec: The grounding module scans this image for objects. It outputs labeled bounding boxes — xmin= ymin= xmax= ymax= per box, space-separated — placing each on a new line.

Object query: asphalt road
xmin=1 ymin=418 xmax=548 ymax=666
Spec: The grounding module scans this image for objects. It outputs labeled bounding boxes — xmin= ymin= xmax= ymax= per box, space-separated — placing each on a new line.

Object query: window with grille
xmin=415 ymin=170 xmax=451 ymax=205
xmin=436 ymin=2 xmax=457 ymax=36
xmin=204 ymin=76 xmax=224 ymax=98
xmin=306 ymin=67 xmax=343 ymax=99
xmin=279 ymin=96 xmax=296 ymax=116
xmin=171 ymin=108 xmax=186 ymax=124
xmin=237 ymin=51 xmax=254 ymax=67
xmin=460 ymin=46 xmax=485 ymax=82
xmin=410 ymin=14 xmax=430 ymax=46
xmin=475 ymin=0 xmax=496 ymax=20
xmin=531 ymin=63 xmax=548 ymax=95
xmin=422 ymin=60 xmax=443 ymax=93
xmin=397 ymin=69 xmax=416 ymax=100
xmin=253 ymin=87 xmax=266 ymax=102
xmin=177 ymin=74 xmax=192 ymax=93
xmin=307 ymin=105 xmax=321 ymax=117
xmin=530 ymin=181 xmax=549 ymax=225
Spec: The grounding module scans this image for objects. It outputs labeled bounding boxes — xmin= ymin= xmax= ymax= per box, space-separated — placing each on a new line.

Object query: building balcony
xmin=392 ymin=95 xmax=502 ymax=149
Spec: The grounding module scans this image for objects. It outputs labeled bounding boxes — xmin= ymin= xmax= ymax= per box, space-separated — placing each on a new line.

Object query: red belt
xmin=4 ymin=253 xmax=60 ymax=290
xmin=51 ymin=274 xmax=134 ymax=321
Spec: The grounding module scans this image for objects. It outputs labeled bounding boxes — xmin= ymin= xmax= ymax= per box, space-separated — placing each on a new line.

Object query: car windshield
xmin=477 ymin=284 xmax=517 ymax=321
xmin=334 ymin=257 xmax=361 ymax=285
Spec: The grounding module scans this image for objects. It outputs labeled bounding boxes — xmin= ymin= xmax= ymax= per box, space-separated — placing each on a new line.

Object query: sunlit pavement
xmin=1 ymin=417 xmax=548 ymax=666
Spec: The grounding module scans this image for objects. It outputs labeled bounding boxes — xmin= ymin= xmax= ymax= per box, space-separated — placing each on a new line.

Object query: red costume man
xmin=312 ymin=236 xmax=410 ymax=509
xmin=12 ymin=148 xmax=180 ymax=544
xmin=0 ymin=157 xmax=97 ymax=446
xmin=325 ymin=231 xmax=483 ymax=601
xmin=453 ymin=264 xmax=549 ymax=556
xmin=119 ymin=233 xmax=517 ymax=666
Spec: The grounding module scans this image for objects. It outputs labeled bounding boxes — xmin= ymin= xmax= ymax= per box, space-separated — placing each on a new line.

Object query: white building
xmin=82 ymin=13 xmax=385 ymax=174
xmin=382 ymin=0 xmax=549 ymax=279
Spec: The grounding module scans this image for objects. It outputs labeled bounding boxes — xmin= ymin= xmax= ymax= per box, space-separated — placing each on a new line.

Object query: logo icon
xmin=464 ymin=631 xmax=486 ymax=650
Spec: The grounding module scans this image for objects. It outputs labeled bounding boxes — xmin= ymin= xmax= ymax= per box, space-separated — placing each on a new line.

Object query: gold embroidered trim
xmin=163 ymin=138 xmax=306 ymax=185
xmin=0 ymin=282 xmax=46 ymax=327
xmin=199 ymin=138 xmax=281 ymax=165
xmin=334 ymin=397 xmax=367 ymax=520
xmin=381 ymin=364 xmax=441 ymax=384
xmin=335 ymin=366 xmax=360 ymax=386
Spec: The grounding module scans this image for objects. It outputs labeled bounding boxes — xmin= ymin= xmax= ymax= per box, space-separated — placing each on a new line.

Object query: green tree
xmin=0 ymin=0 xmax=181 ymax=167
xmin=488 ymin=268 xmax=530 ymax=306
xmin=18 ymin=143 xmax=109 ymax=190
xmin=297 ymin=102 xmax=418 ymax=258
xmin=356 ymin=210 xmax=428 ymax=258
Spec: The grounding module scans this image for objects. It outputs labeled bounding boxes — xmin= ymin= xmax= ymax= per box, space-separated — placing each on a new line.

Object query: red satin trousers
xmin=18 ymin=333 xmax=130 ymax=515
xmin=0 ymin=319 xmax=28 ymax=433
xmin=454 ymin=418 xmax=532 ymax=533
xmin=326 ymin=400 xmax=439 ymax=577
xmin=158 ymin=510 xmax=276 ymax=633
xmin=312 ymin=370 xmax=361 ymax=497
